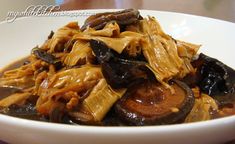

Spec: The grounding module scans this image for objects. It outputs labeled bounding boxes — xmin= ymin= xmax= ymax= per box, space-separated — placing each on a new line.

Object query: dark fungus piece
xmin=192 ymin=53 xmax=235 ymax=96
xmin=90 ymin=39 xmax=151 ymax=89
xmin=192 ymin=53 xmax=235 ymax=106
xmin=101 ymin=59 xmax=149 ymax=89
xmin=32 ymin=47 xmax=62 ymax=70
xmin=81 ymin=9 xmax=141 ymax=31
xmin=47 ymin=31 xmax=54 ymax=39
xmin=89 ymin=40 xmax=114 ymax=63
xmin=115 ymin=80 xmax=194 ymax=126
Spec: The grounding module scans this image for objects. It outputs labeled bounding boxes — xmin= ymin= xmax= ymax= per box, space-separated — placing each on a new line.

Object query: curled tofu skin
xmin=0 ymin=59 xmax=43 ymax=89
xmin=43 ymin=22 xmax=80 ymax=53
xmin=83 ymin=79 xmax=126 ymax=121
xmin=0 ymin=92 xmax=32 ymax=107
xmin=36 ymin=65 xmax=103 ymax=115
xmin=63 ymin=40 xmax=94 ymax=66
xmin=36 ymin=65 xmax=127 ymax=121
xmin=140 ymin=17 xmax=200 ymax=82
xmin=72 ymin=22 xmax=143 ymax=55
xmin=185 ymin=92 xmax=218 ymax=123
xmin=0 ymin=69 xmax=34 ymax=90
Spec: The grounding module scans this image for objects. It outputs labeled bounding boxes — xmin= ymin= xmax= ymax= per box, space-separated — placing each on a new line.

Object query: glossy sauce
xmin=0 ymin=57 xmax=29 ymax=100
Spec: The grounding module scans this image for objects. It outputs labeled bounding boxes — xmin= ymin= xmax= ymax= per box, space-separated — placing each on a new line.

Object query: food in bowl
xmin=0 ymin=9 xmax=235 ymax=126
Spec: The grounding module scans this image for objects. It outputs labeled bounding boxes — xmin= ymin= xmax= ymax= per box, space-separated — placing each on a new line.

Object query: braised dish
xmin=0 ymin=9 xmax=235 ymax=126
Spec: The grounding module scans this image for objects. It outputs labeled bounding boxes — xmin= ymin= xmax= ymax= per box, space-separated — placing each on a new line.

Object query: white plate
xmin=0 ymin=9 xmax=235 ymax=144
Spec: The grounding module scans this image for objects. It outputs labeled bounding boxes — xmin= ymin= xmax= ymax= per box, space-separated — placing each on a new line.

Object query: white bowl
xmin=0 ymin=10 xmax=235 ymax=144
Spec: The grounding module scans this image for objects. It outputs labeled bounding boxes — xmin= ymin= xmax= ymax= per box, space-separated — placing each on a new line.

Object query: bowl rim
xmin=0 ymin=113 xmax=235 ymax=133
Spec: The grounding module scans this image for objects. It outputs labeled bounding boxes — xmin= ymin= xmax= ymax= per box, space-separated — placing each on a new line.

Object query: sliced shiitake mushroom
xmin=81 ymin=9 xmax=141 ymax=31
xmin=115 ymin=80 xmax=194 ymax=126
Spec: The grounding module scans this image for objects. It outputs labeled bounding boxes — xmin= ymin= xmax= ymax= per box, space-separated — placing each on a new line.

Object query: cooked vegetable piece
xmin=0 ymin=64 xmax=35 ymax=89
xmin=176 ymin=40 xmax=200 ymax=59
xmin=90 ymin=40 xmax=149 ymax=88
xmin=101 ymin=59 xmax=149 ymax=89
xmin=115 ymin=80 xmax=194 ymax=125
xmin=185 ymin=93 xmax=218 ymax=123
xmin=44 ymin=22 xmax=80 ymax=52
xmin=83 ymin=22 xmax=120 ymax=37
xmin=76 ymin=22 xmax=144 ymax=55
xmin=81 ymin=9 xmax=141 ymax=31
xmin=193 ymin=53 xmax=235 ymax=95
xmin=140 ymin=17 xmax=200 ymax=83
xmin=82 ymin=79 xmax=126 ymax=121
xmin=63 ymin=40 xmax=94 ymax=66
xmin=69 ymin=107 xmax=95 ymax=125
xmin=192 ymin=53 xmax=235 ymax=106
xmin=218 ymin=103 xmax=235 ymax=118
xmin=47 ymin=31 xmax=54 ymax=39
xmin=36 ymin=65 xmax=103 ymax=116
xmin=89 ymin=39 xmax=114 ymax=62
xmin=32 ymin=47 xmax=62 ymax=68
xmin=0 ymin=92 xmax=32 ymax=107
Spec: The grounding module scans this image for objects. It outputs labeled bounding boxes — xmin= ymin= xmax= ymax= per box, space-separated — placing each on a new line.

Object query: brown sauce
xmin=0 ymin=57 xmax=29 ymax=100
xmin=0 ymin=56 xmax=29 ymax=77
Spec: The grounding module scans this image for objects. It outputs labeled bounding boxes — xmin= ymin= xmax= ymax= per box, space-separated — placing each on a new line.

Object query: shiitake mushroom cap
xmin=115 ymin=80 xmax=194 ymax=126
xmin=81 ymin=9 xmax=141 ymax=31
